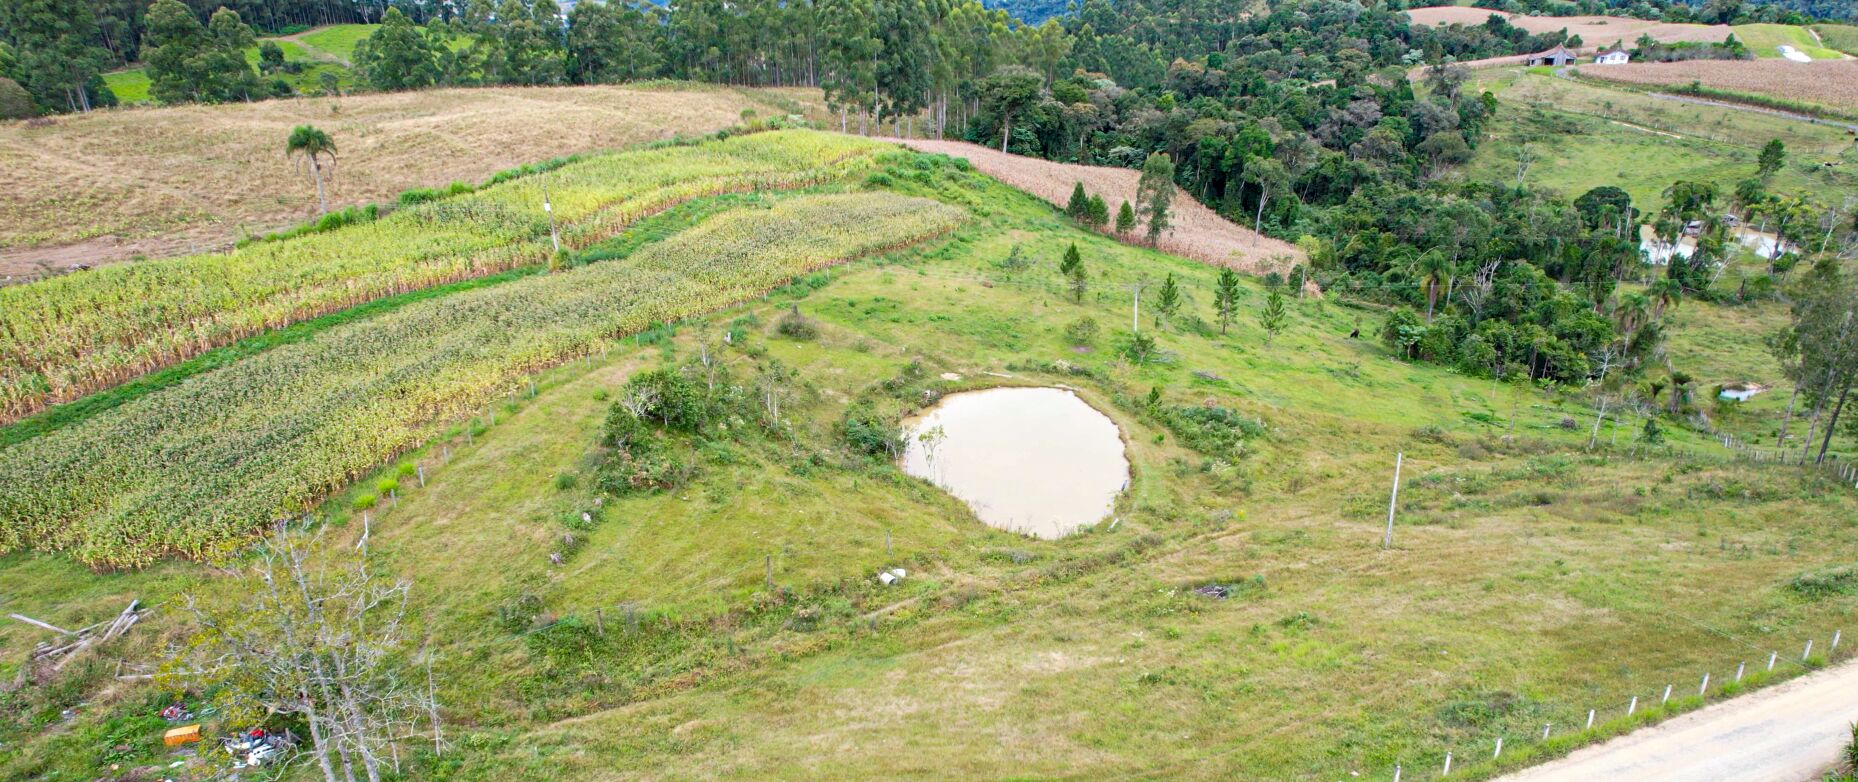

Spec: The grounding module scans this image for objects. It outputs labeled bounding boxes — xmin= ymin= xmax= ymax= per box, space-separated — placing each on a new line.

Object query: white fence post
xmin=1442 ymin=752 xmax=1452 ymax=776
xmin=1699 ymin=672 xmax=1710 ymax=696
xmin=1804 ymin=639 xmax=1814 ymax=661
xmin=1735 ymin=661 xmax=1745 ymax=683
xmin=1661 ymin=684 xmax=1672 ymax=705
xmin=1834 ymin=630 xmax=1842 ymax=653
xmin=1541 ymin=723 xmax=1551 ymax=740
xmin=1394 ymin=765 xmax=1402 ymax=782
xmin=1586 ymin=709 xmax=1595 ymax=730
xmin=1384 ymin=452 xmax=1403 ymax=548
xmin=1493 ymin=737 xmax=1503 ymax=759
xmin=1628 ymin=695 xmax=1637 ymax=715
xmin=1769 ymin=651 xmax=1778 ymax=671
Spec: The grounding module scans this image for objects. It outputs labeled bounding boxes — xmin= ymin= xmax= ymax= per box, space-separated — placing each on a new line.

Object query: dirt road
xmin=1499 ymin=658 xmax=1858 ymax=782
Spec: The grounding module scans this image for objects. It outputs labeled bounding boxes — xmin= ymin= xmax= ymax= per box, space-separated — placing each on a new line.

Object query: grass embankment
xmin=3 ymin=145 xmax=1853 ymax=780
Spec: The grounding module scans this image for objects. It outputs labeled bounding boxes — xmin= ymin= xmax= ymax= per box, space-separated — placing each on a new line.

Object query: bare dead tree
xmin=1459 ymin=259 xmax=1502 ymax=325
xmin=182 ymin=522 xmax=437 ymax=782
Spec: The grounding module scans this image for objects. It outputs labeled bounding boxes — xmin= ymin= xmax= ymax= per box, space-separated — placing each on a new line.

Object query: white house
xmin=1594 ymin=47 xmax=1630 ymax=65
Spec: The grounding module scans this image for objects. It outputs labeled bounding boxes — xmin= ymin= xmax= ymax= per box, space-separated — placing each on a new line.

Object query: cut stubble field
xmin=0 ymin=83 xmax=823 ymax=273
xmin=1581 ymin=59 xmax=1858 ymax=114
xmin=1405 ymin=7 xmax=1732 ymax=47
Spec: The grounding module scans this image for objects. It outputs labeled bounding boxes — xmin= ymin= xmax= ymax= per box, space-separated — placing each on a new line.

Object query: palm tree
xmin=1412 ymin=249 xmax=1451 ymax=323
xmin=1648 ymin=278 xmax=1682 ymax=320
xmin=1615 ymin=292 xmax=1651 ymax=336
xmin=287 ymin=125 xmax=338 ymax=215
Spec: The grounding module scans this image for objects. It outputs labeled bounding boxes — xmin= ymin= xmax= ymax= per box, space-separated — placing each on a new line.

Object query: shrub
xmin=0 ymin=77 xmax=33 ymax=120
xmin=1789 ymin=565 xmax=1858 ymax=598
xmin=376 ymin=478 xmax=399 ymax=496
xmin=352 ymin=493 xmax=377 ymax=511
xmin=776 ymin=305 xmax=819 ymax=340
xmin=839 ymin=402 xmax=902 ymax=458
xmin=1063 ymin=316 xmax=1100 ymax=346
xmin=1156 ymin=404 xmax=1266 ymax=458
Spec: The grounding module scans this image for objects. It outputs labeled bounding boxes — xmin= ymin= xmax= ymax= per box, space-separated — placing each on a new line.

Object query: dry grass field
xmin=0 ymin=83 xmax=822 ymax=275
xmin=894 ymin=138 xmax=1305 ymax=277
xmin=1406 ymin=7 xmax=1732 ymax=48
xmin=1582 ymin=59 xmax=1858 ymax=113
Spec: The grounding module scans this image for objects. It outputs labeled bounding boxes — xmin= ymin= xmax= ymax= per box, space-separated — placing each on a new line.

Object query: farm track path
xmin=1497 ymin=657 xmax=1858 ymax=782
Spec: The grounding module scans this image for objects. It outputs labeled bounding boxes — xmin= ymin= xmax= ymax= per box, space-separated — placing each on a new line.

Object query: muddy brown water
xmin=900 ymin=387 xmax=1129 ymax=539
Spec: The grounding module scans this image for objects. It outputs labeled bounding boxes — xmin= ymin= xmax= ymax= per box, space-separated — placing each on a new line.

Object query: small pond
xmin=899 ymin=387 xmax=1129 ymax=539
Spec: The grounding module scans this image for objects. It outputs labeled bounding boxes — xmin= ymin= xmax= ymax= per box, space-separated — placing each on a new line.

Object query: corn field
xmin=0 ymin=191 xmax=964 ymax=568
xmin=0 ymin=130 xmax=887 ymax=423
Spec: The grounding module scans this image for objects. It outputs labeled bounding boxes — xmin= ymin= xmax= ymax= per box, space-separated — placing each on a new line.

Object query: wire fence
xmin=1386 ymin=626 xmax=1850 ymax=780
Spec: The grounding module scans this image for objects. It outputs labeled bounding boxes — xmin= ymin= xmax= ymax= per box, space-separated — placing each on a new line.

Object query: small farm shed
xmin=1594 ymin=47 xmax=1630 ymax=65
xmin=1525 ymin=45 xmax=1578 ymax=67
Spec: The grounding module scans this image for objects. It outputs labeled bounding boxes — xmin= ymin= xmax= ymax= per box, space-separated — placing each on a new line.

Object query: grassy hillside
xmin=0 ymin=83 xmax=823 ymax=272
xmin=1733 ymin=22 xmax=1844 ymax=59
xmin=1815 ymin=24 xmax=1858 ymax=56
xmin=101 ymin=30 xmax=358 ymax=106
xmin=2 ymin=133 xmax=1854 ymax=780
xmin=1463 ymin=69 xmax=1857 ymax=209
xmin=296 ymin=23 xmax=381 ymax=63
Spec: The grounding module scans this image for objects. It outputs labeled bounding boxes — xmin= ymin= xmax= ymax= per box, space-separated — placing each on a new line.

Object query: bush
xmin=0 ymin=77 xmax=33 ymax=120
xmin=776 ymin=304 xmax=819 ymax=340
xmin=1063 ymin=316 xmax=1100 ymax=346
xmin=352 ymin=493 xmax=377 ymax=510
xmin=1789 ymin=564 xmax=1858 ymax=598
xmin=376 ymin=478 xmax=399 ymax=496
xmin=1156 ymin=404 xmax=1266 ymax=458
xmin=839 ymin=402 xmax=902 ymax=458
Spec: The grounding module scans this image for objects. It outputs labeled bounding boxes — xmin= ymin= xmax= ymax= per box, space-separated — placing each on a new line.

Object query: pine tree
xmin=1136 ymin=152 xmax=1175 ymax=246
xmin=1260 ymin=287 xmax=1287 ymax=347
xmin=1086 ymin=194 xmax=1109 ymax=229
xmin=1156 ymin=273 xmax=1180 ymax=325
xmin=1214 ymin=267 xmax=1241 ymax=335
xmin=1115 ymin=201 xmax=1136 ymax=235
xmin=1066 ymin=182 xmax=1089 ymax=219
xmin=1060 ymin=242 xmax=1087 ymax=303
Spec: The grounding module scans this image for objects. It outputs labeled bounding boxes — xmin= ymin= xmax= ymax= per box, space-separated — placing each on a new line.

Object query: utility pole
xmin=1383 ymin=452 xmax=1403 ymax=549
xmin=542 ymin=181 xmax=560 ymax=255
